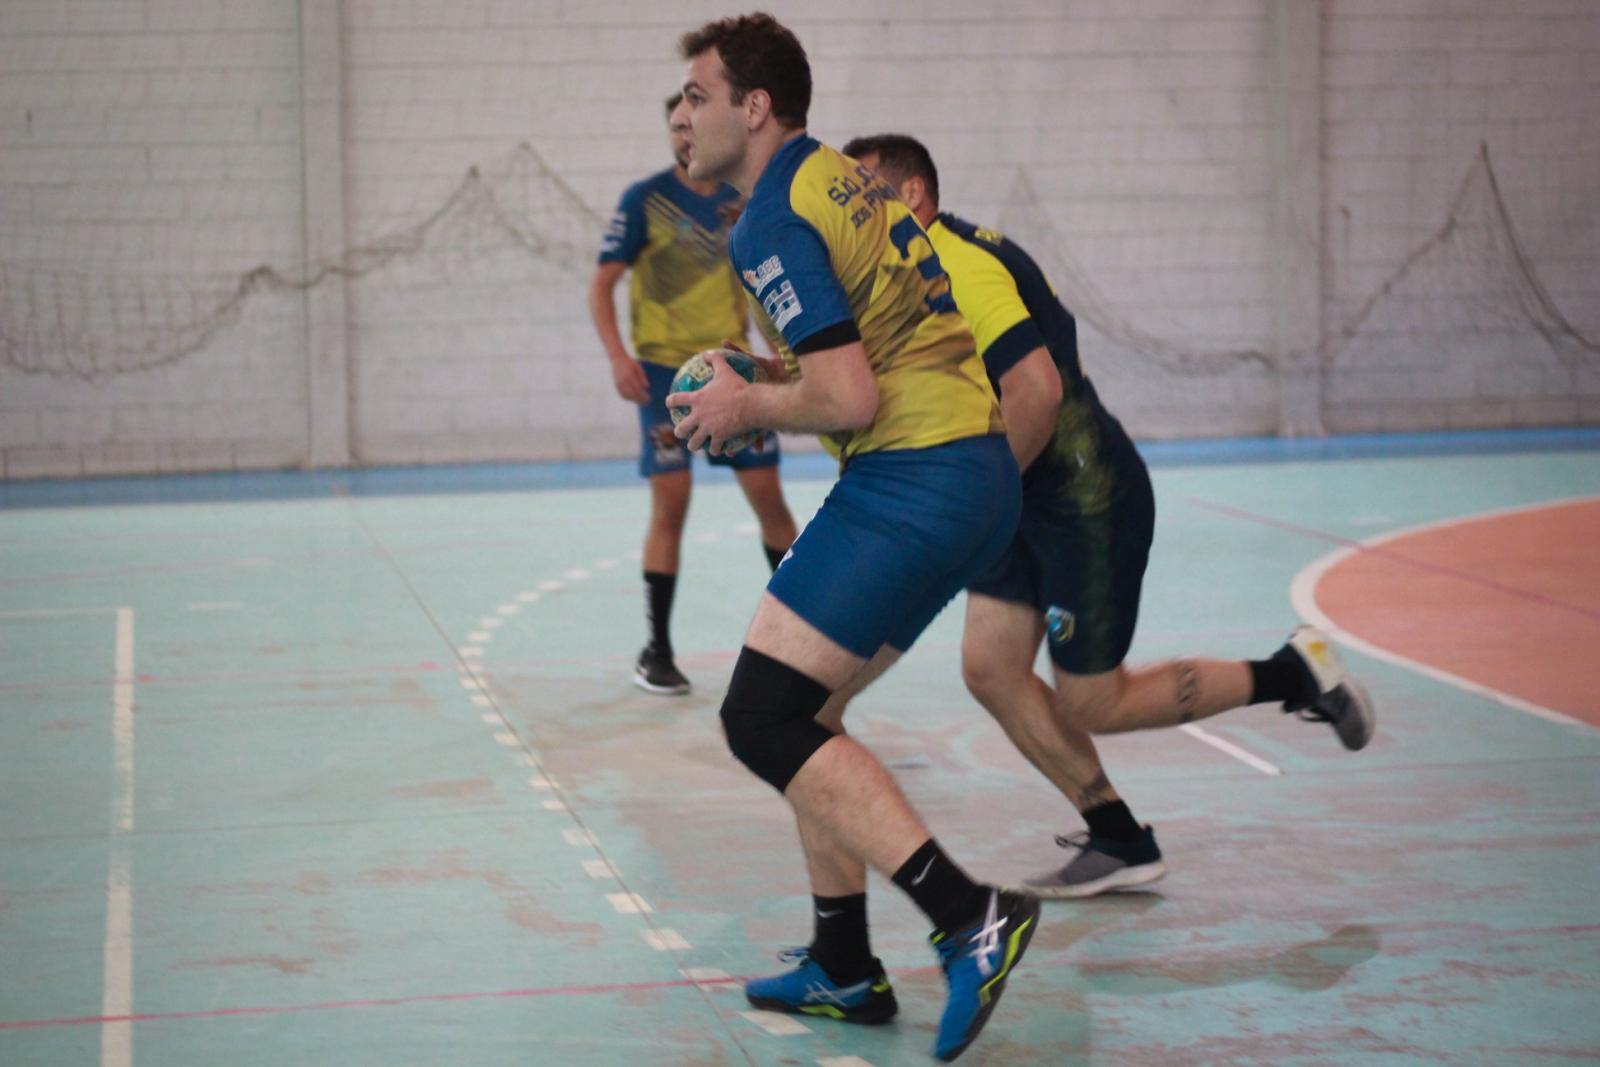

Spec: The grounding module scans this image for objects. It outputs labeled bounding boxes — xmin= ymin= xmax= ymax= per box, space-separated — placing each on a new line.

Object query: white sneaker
xmin=1284 ymin=626 xmax=1376 ymax=751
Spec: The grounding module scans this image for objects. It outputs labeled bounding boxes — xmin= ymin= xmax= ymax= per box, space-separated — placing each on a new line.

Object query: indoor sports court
xmin=4 ymin=434 xmax=1597 ymax=1065
xmin=3 ymin=1 xmax=1598 ymax=1065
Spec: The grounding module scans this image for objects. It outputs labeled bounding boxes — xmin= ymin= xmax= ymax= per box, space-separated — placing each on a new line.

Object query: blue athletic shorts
xmin=638 ymin=361 xmax=780 ymax=478
xmin=766 ymin=434 xmax=1020 ymax=658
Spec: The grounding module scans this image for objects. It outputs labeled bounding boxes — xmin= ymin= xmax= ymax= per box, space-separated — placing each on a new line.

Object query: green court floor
xmin=2 ymin=437 xmax=1598 ymax=1066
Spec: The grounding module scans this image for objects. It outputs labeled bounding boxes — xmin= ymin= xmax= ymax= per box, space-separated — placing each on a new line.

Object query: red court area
xmin=1315 ymin=498 xmax=1600 ymax=724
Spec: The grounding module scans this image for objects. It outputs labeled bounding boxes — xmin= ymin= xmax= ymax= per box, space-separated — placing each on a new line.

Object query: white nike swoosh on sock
xmin=910 ymin=856 xmax=936 ymax=885
xmin=816 ymin=908 xmax=843 ymax=918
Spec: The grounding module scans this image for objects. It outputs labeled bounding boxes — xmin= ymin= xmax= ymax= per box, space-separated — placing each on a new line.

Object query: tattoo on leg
xmin=1175 ymin=660 xmax=1200 ymax=723
xmin=1074 ymin=770 xmax=1114 ymax=810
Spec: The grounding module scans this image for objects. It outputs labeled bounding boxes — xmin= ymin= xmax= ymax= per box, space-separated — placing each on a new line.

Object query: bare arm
xmin=587 ymin=260 xmax=649 ymax=405
xmin=996 ymin=346 xmax=1063 ymax=472
xmin=668 ymin=342 xmax=878 ymax=454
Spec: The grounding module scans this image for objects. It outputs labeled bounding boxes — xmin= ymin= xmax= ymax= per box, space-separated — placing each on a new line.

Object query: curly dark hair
xmin=679 ymin=12 xmax=810 ymax=129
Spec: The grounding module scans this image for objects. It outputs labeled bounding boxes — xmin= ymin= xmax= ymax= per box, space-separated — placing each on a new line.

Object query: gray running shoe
xmin=633 ymin=644 xmax=690 ymax=695
xmin=1022 ymin=827 xmax=1166 ymax=899
xmin=1283 ymin=625 xmax=1376 ymax=751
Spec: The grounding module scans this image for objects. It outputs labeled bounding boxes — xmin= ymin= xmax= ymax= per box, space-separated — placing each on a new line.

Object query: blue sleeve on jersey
xmin=598 ymin=183 xmax=647 ymax=265
xmin=983 ymin=319 xmax=1049 ymax=381
xmin=735 ymin=213 xmax=853 ymax=352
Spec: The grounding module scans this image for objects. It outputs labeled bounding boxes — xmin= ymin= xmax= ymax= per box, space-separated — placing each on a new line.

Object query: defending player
xmin=840 ymin=133 xmax=1377 ymax=897
xmin=588 ymin=92 xmax=797 ymax=696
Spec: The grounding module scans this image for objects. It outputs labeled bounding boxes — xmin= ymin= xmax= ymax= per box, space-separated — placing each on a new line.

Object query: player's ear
xmin=900 ymin=176 xmax=925 ymax=213
xmin=745 ymin=88 xmax=771 ymax=128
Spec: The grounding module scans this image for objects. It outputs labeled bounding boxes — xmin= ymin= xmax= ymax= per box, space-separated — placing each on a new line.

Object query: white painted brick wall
xmin=1321 ymin=0 xmax=1600 ymax=434
xmin=0 ymin=0 xmax=305 ymax=478
xmin=4 ymin=1 xmax=1597 ymax=478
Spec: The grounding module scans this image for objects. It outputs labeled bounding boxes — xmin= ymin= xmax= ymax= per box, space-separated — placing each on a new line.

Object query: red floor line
xmin=0 ymin=976 xmax=724 ymax=1032
xmin=1187 ymin=497 xmax=1600 ymax=624
xmin=0 ymin=966 xmax=944 ymax=1032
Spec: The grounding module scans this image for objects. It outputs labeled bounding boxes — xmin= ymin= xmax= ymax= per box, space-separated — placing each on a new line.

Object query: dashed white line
xmin=516 ymin=591 xmax=541 ymax=603
xmin=582 ymin=859 xmax=614 ymax=879
xmin=644 ymin=929 xmax=692 ymax=951
xmin=606 ymin=892 xmax=653 ymax=915
xmin=682 ymin=966 xmax=736 ymax=987
xmin=741 ymin=1011 xmax=810 ymax=1036
xmin=563 ymin=828 xmax=598 ymax=846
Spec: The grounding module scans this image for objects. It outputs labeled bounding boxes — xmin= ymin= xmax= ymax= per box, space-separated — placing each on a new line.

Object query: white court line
xmin=644 ymin=929 xmax=692 ymax=951
xmin=1 ymin=607 xmax=139 ymax=1061
xmin=1289 ymin=497 xmax=1594 ymax=731
xmin=1178 ymin=723 xmax=1282 ymax=777
xmin=818 ymin=1057 xmax=877 ymax=1067
xmin=0 ymin=606 xmax=129 ymax=618
xmin=681 ymin=966 xmax=734 ymax=986
xmin=103 ymin=607 xmax=135 ymax=1067
xmin=741 ymin=1010 xmax=810 ymax=1036
xmin=606 ymin=892 xmax=653 ymax=914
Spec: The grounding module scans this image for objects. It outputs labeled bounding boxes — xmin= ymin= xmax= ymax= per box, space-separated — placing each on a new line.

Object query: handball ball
xmin=669 ymin=348 xmax=770 ymax=454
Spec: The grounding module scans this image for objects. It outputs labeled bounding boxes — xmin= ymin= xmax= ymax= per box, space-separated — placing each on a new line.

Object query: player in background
xmin=840 ymin=133 xmax=1377 ymax=897
xmin=588 ymin=92 xmax=797 ymax=696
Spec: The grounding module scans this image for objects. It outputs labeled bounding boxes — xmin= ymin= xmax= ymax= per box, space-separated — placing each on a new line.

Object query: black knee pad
xmin=720 ymin=646 xmax=835 ymax=792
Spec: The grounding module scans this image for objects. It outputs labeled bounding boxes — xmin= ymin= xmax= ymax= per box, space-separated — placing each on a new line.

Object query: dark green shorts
xmin=967 ymin=426 xmax=1155 ymax=675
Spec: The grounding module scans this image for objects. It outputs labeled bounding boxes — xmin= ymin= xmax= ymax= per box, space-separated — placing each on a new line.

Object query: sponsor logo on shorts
xmin=650 ymin=423 xmax=684 ymax=466
xmin=1045 ymin=605 xmax=1075 ymax=645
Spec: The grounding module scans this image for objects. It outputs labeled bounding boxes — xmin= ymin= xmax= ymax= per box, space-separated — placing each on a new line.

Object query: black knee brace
xmin=720 ymin=646 xmax=835 ymax=793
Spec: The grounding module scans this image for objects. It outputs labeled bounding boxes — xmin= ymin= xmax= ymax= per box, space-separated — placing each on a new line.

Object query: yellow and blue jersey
xmin=599 ymin=169 xmax=749 ymax=368
xmin=928 ymin=212 xmax=1142 ymax=513
xmin=731 ymin=136 xmax=1002 ymax=462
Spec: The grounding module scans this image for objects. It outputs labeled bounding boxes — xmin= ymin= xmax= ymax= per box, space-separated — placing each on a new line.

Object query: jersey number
xmin=888 ymin=216 xmax=958 ymax=315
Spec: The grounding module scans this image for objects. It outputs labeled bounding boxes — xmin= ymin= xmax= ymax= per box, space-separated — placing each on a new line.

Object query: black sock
xmin=809 ymin=893 xmax=873 ymax=982
xmin=1082 ymin=799 xmax=1142 ymax=841
xmin=1250 ymin=645 xmax=1312 ymax=706
xmin=891 ymin=839 xmax=990 ymax=934
xmin=642 ymin=571 xmax=676 ymax=653
xmin=764 ymin=543 xmax=787 ymax=572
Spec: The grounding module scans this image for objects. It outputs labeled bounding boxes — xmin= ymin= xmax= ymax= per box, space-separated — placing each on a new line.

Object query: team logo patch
xmin=742 ymin=254 xmax=784 ymax=294
xmin=762 ymin=279 xmax=802 ymax=331
xmin=1045 ymin=605 xmax=1076 ymax=645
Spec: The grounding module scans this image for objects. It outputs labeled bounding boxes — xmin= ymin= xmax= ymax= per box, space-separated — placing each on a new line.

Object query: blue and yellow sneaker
xmin=931 ymin=888 xmax=1041 ymax=1062
xmin=743 ymin=947 xmax=898 ymax=1024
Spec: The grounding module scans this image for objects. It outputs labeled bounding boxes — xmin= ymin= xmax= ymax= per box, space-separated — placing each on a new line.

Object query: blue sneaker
xmin=743 ymin=947 xmax=898 ymax=1024
xmin=931 ymin=888 xmax=1041 ymax=1062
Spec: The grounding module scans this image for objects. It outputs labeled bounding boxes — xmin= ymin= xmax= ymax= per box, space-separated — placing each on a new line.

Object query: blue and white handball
xmin=669 ymin=348 xmax=770 ymax=454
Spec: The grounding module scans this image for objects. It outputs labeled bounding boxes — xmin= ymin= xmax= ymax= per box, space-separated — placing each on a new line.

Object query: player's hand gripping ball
xmin=668 ymin=348 xmax=770 ymax=454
